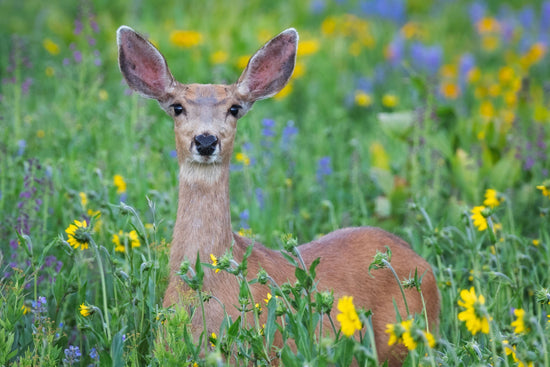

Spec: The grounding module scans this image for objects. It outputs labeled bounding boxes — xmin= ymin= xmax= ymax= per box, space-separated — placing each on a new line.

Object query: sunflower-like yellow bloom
xmin=511 ymin=308 xmax=529 ymax=334
xmin=470 ymin=206 xmax=488 ymax=231
xmin=112 ymin=230 xmax=140 ymax=253
xmin=65 ymin=220 xmax=90 ymax=250
xmin=210 ymin=253 xmax=220 ymax=273
xmin=113 ymin=174 xmax=127 ymax=194
xmin=79 ymin=303 xmax=93 ymax=317
xmin=457 ymin=287 xmax=491 ymax=335
xmin=336 ymin=296 xmax=362 ymax=337
xmin=483 ymin=189 xmax=502 ymax=208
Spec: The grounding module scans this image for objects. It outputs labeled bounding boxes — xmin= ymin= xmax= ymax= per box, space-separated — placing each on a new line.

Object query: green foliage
xmin=1 ymin=0 xmax=550 ymax=365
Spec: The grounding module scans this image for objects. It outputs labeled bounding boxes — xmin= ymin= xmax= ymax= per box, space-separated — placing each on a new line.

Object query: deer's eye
xmin=171 ymin=104 xmax=185 ymax=116
xmin=228 ymin=105 xmax=241 ymax=117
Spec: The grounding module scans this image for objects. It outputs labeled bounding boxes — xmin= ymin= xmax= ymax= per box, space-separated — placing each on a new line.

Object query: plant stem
xmin=92 ymin=239 xmax=112 ymax=341
xmin=198 ymin=289 xmax=208 ymax=357
xmin=382 ymin=259 xmax=410 ymax=317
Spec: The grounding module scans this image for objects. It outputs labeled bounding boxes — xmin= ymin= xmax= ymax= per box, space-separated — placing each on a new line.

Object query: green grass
xmin=1 ymin=0 xmax=549 ymax=366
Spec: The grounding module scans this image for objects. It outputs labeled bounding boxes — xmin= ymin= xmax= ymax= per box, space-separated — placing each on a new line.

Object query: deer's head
xmin=117 ymin=26 xmax=298 ymax=183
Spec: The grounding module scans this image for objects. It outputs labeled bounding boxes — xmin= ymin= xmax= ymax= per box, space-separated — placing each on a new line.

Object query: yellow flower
xmin=400 ymin=319 xmax=417 ymax=350
xmin=292 ymin=62 xmax=305 ymax=78
xmin=298 ymin=40 xmax=320 ymax=56
xmin=400 ymin=22 xmax=423 ymax=40
xmin=532 ymin=239 xmax=540 ymax=247
xmin=336 ymin=296 xmax=362 ymax=337
xmin=424 ymin=331 xmax=436 ymax=348
xmin=537 ymin=184 xmax=550 ymax=197
xmin=467 ymin=67 xmax=481 ymax=84
xmin=483 ymin=189 xmax=502 ymax=208
xmin=65 ymin=220 xmax=90 ymax=250
xmin=210 ymin=50 xmax=228 ymax=64
xmin=457 ymin=287 xmax=491 ymax=335
xmin=498 ymin=66 xmax=515 ymax=85
xmin=439 ymin=64 xmax=458 ymax=79
xmin=79 ymin=303 xmax=93 ymax=317
xmin=235 ymin=152 xmax=250 ymax=166
xmin=45 ymin=66 xmax=55 ymax=77
xmin=113 ymin=174 xmax=127 ymax=194
xmin=511 ymin=308 xmax=529 ymax=334
xmin=209 ymin=332 xmax=217 ymax=347
xmin=98 ymin=89 xmax=108 ymax=101
xmin=22 ymin=304 xmax=30 ymax=315
xmin=169 ymin=30 xmax=203 ymax=48
xmin=479 ymin=100 xmax=496 ymax=120
xmin=238 ymin=228 xmax=253 ymax=237
xmin=521 ymin=42 xmax=547 ymax=69
xmin=43 ymin=38 xmax=60 ymax=55
xmin=112 ymin=230 xmax=140 ymax=253
xmin=321 ymin=16 xmax=337 ymax=35
xmin=112 ymin=232 xmax=124 ymax=252
xmin=482 ymin=36 xmax=499 ymax=52
xmin=370 ymin=142 xmax=390 ymax=170
xmin=504 ymin=342 xmax=534 ymax=367
xmin=274 ymin=82 xmax=293 ymax=100
xmin=79 ymin=192 xmax=88 ymax=208
xmin=440 ymin=82 xmax=460 ymax=100
xmin=236 ymin=55 xmax=250 ymax=69
xmin=382 ymin=94 xmax=398 ymax=108
xmin=88 ymin=209 xmax=102 ymax=232
xmin=210 ymin=253 xmax=220 ymax=273
xmin=354 ymin=90 xmax=372 ymax=107
xmin=477 ymin=17 xmax=500 ymax=34
xmin=385 ymin=323 xmax=399 ymax=346
xmin=470 ymin=206 xmax=488 ymax=231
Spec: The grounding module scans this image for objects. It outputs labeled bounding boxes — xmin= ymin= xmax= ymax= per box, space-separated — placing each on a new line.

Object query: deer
xmin=117 ymin=26 xmax=440 ymax=366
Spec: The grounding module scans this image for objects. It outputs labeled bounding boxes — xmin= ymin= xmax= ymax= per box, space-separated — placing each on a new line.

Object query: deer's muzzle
xmin=194 ymin=133 xmax=219 ymax=156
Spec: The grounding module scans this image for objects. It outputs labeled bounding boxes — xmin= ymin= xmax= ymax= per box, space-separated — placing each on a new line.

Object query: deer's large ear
xmin=236 ymin=28 xmax=298 ymax=101
xmin=117 ymin=26 xmax=175 ymax=100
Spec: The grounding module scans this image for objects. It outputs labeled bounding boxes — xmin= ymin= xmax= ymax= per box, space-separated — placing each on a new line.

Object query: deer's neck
xmin=170 ymin=162 xmax=233 ymax=272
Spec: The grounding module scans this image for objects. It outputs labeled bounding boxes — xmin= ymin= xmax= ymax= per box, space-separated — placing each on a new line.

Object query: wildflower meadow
xmin=1 ymin=0 xmax=550 ymax=366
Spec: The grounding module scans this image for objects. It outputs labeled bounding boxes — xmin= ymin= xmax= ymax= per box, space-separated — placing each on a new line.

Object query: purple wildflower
xmin=359 ymin=0 xmax=406 ymax=24
xmin=73 ymin=50 xmax=82 ymax=63
xmin=310 ymin=0 xmax=326 ymax=13
xmin=74 ymin=19 xmax=83 ymax=35
xmin=93 ymin=50 xmax=102 ymax=66
xmin=90 ymin=347 xmax=99 ymax=362
xmin=255 ymin=188 xmax=265 ymax=209
xmin=410 ymin=43 xmax=443 ymax=75
xmin=261 ymin=118 xmax=276 ymax=137
xmin=281 ymin=120 xmax=298 ymax=151
xmin=63 ymin=345 xmax=81 ymax=365
xmin=17 ymin=140 xmax=26 ymax=156
xmin=282 ymin=120 xmax=298 ymax=140
xmin=21 ymin=78 xmax=33 ymax=95
xmin=316 ymin=156 xmax=332 ymax=184
xmin=469 ymin=2 xmax=486 ymax=24
xmin=519 ymin=5 xmax=535 ymax=31
xmin=90 ymin=19 xmax=100 ymax=33
xmin=239 ymin=209 xmax=250 ymax=229
xmin=458 ymin=53 xmax=475 ymax=87
xmin=31 ymin=296 xmax=47 ymax=317
xmin=386 ymin=36 xmax=405 ymax=66
xmin=542 ymin=1 xmax=550 ymax=31
xmin=524 ymin=156 xmax=535 ymax=171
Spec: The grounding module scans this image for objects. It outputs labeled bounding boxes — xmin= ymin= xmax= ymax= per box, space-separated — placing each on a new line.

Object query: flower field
xmin=1 ymin=0 xmax=550 ymax=366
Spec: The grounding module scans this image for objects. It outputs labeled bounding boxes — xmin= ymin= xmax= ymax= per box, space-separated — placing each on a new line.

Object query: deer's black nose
xmin=194 ymin=133 xmax=218 ymax=156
